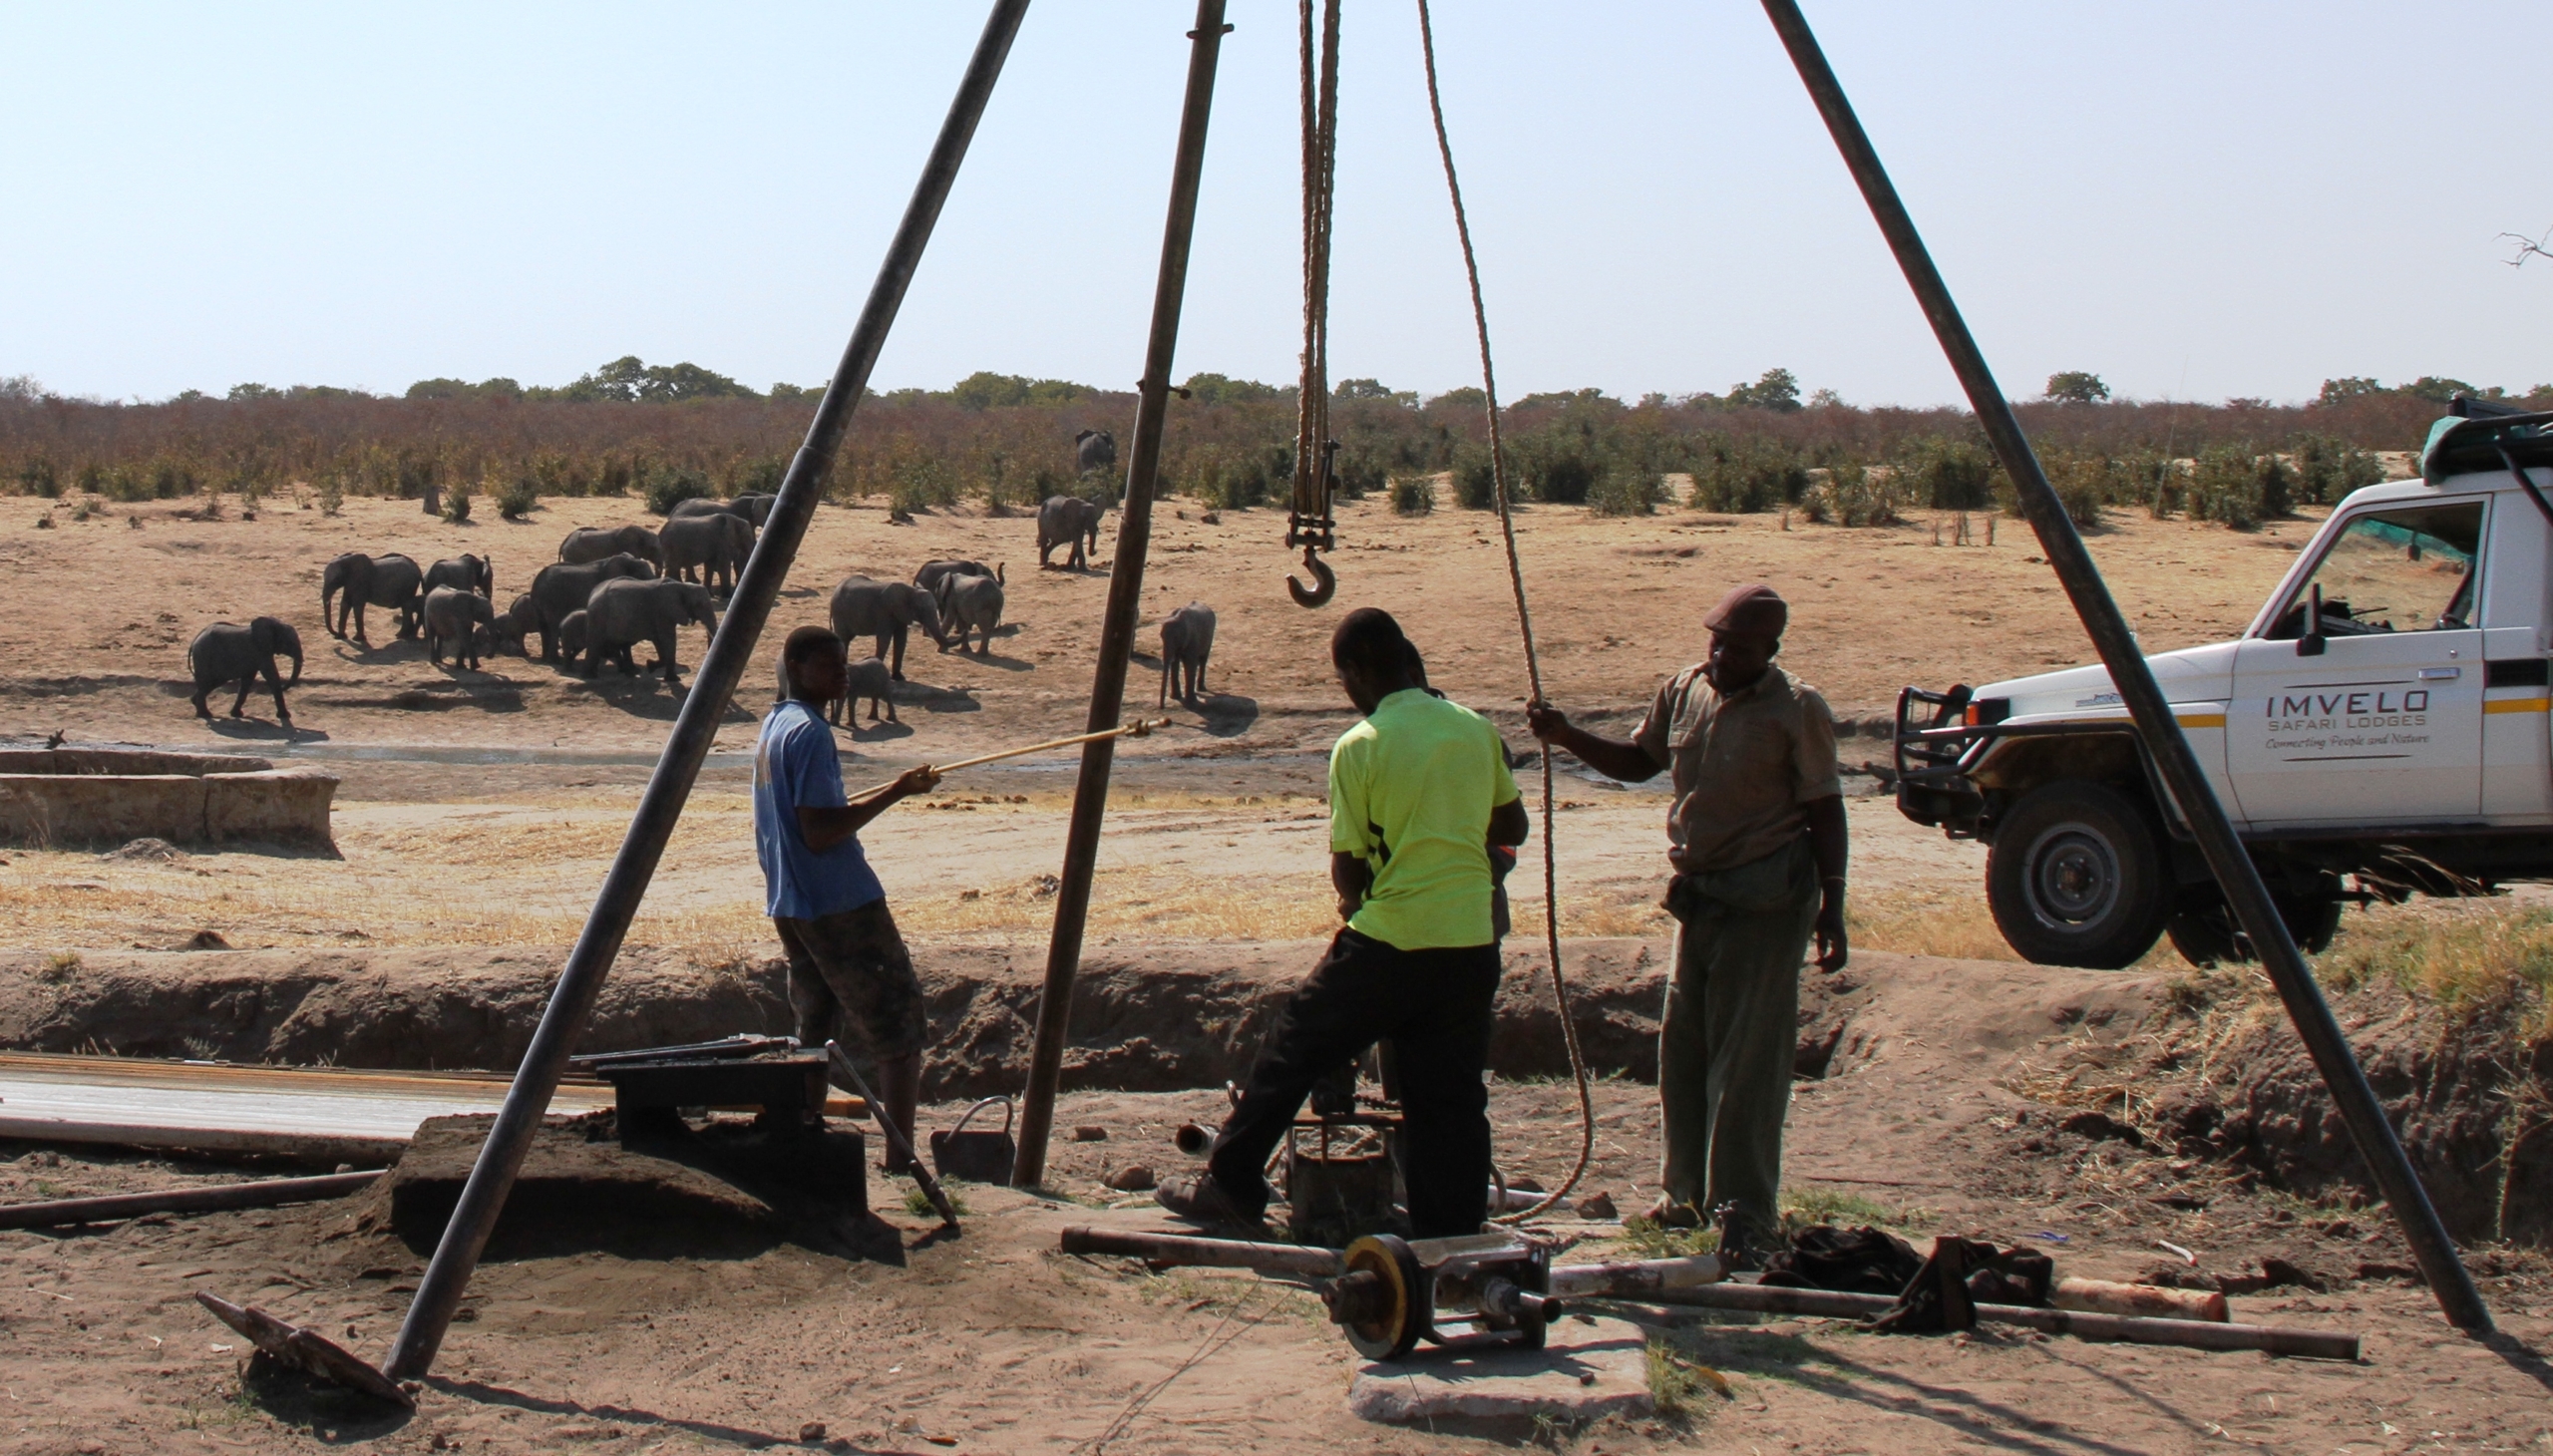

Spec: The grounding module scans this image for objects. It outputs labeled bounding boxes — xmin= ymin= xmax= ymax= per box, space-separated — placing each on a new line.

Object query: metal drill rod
xmin=825 ymin=1041 xmax=959 ymax=1231
xmin=380 ymin=0 xmax=1033 ymax=1380
xmin=1756 ymin=0 xmax=2490 ymax=1333
xmin=1011 ymin=0 xmax=1231 ymax=1190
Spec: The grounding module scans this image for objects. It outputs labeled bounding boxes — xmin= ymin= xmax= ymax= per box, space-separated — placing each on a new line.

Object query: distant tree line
xmin=2 ymin=361 xmax=2541 ymax=534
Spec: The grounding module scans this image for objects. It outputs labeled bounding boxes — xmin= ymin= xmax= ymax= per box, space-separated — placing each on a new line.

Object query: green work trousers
xmin=1656 ymin=837 xmax=1818 ymax=1245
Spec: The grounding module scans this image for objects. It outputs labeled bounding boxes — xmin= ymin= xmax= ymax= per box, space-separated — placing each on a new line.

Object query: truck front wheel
xmin=1986 ymin=780 xmax=2171 ymax=968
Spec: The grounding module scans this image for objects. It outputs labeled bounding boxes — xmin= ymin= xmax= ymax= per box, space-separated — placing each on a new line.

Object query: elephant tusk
xmin=1285 ymin=547 xmax=1335 ymax=609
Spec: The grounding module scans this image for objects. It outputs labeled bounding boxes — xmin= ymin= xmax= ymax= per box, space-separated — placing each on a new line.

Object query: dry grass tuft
xmin=2313 ymin=900 xmax=2553 ymax=1042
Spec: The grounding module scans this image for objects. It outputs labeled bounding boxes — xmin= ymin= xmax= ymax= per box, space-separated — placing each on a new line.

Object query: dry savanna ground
xmin=0 ymin=486 xmax=2321 ymax=962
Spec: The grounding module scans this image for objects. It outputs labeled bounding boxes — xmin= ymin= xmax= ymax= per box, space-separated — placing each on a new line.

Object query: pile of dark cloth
xmin=1758 ymin=1225 xmax=2051 ymax=1333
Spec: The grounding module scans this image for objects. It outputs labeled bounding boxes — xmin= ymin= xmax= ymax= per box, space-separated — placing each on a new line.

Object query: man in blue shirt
xmin=758 ymin=625 xmax=940 ymax=1170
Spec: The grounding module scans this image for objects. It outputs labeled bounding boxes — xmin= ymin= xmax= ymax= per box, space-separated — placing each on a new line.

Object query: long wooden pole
xmin=1756 ymin=0 xmax=2488 ymax=1333
xmin=377 ymin=0 xmax=1034 ymax=1380
xmin=1011 ymin=0 xmax=1231 ymax=1189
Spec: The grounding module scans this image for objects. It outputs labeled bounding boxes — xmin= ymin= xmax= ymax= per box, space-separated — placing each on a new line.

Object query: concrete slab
xmin=1346 ymin=1315 xmax=1655 ymax=1425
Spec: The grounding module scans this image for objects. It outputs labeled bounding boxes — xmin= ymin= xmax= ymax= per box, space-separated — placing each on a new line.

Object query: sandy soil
xmin=0 ymin=951 xmax=2545 ymax=1455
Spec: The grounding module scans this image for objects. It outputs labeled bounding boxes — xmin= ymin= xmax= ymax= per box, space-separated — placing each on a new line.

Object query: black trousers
xmin=1206 ymin=928 xmax=1501 ymax=1240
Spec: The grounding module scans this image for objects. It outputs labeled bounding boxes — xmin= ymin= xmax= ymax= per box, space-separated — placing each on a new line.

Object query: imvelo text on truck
xmin=1895 ymin=400 xmax=2553 ymax=968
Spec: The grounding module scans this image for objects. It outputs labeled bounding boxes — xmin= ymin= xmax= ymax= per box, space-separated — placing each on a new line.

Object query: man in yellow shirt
xmin=1159 ymin=608 xmax=1530 ymax=1237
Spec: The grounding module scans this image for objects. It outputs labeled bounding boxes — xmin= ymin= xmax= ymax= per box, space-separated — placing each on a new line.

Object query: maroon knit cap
xmin=1703 ymin=582 xmax=1787 ymax=639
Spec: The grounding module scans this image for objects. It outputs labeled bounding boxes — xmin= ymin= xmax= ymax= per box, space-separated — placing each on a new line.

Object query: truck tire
xmin=1986 ymin=780 xmax=2171 ymax=968
xmin=2165 ymin=887 xmax=2344 ymax=966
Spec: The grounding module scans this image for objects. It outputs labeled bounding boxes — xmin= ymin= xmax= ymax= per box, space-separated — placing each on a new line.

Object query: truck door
xmin=2225 ymin=499 xmax=2486 ymax=825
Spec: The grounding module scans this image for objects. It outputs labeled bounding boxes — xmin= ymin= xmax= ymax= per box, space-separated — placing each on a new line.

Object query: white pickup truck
xmin=1895 ymin=401 xmax=2553 ymax=967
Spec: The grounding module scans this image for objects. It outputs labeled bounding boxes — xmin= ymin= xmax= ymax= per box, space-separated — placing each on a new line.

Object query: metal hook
xmin=1287 ymin=547 xmax=1336 ymax=608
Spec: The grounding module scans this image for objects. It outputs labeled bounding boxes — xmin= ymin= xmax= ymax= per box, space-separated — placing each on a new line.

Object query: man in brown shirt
xmin=1528 ymin=582 xmax=1847 ymax=1255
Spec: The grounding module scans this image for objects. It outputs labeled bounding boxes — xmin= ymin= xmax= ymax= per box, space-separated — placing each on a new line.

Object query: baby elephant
xmin=828 ymin=655 xmax=899 ymax=726
xmin=424 ymin=585 xmax=499 ymax=670
xmin=1159 ymin=602 xmax=1216 ymax=706
xmin=188 ymin=616 xmax=303 ymax=726
xmin=556 ymin=609 xmax=590 ymax=669
xmin=488 ymin=593 xmax=538 ymax=655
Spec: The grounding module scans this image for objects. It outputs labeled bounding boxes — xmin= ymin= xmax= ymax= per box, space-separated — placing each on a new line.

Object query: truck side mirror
xmin=2299 ymin=583 xmax=2327 ymax=657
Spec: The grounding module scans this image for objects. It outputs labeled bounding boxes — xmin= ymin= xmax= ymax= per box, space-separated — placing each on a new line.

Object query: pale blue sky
xmin=6 ymin=3 xmax=2548 ymax=407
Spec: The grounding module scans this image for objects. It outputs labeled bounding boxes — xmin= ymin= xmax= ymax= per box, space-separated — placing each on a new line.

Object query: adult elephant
xmin=424 ymin=585 xmax=499 ymax=670
xmin=557 ymin=525 xmax=664 ymax=568
xmin=913 ymin=558 xmax=1003 ymax=596
xmin=935 ymin=573 xmax=1004 ymax=656
xmin=582 ymin=577 xmax=719 ymax=686
xmin=425 ymin=552 xmax=494 ymax=601
xmin=1159 ymin=602 xmax=1216 ymax=706
xmin=661 ymin=512 xmax=754 ymax=595
xmin=669 ymin=495 xmax=774 ymax=531
xmin=321 ymin=551 xmax=425 ymax=646
xmin=187 ymin=617 xmax=302 ymax=726
xmin=527 ymin=553 xmax=658 ymax=662
xmin=1075 ymin=429 xmax=1116 ymax=476
xmin=829 ymin=574 xmax=944 ymax=682
xmin=1036 ymin=496 xmax=1106 ymax=570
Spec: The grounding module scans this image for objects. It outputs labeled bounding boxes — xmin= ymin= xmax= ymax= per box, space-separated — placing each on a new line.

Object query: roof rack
xmin=2419 ymin=400 xmax=2553 ymax=484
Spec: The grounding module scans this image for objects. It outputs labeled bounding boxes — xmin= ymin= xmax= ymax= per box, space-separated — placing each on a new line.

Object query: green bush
xmin=18 ymin=458 xmax=59 ymax=498
xmin=1528 ymin=449 xmax=1598 ymax=505
xmin=2290 ymin=434 xmax=2386 ymax=505
xmin=1691 ymin=439 xmax=1807 ymax=513
xmin=315 ymin=475 xmax=345 ymax=517
xmin=595 ymin=454 xmax=634 ymax=497
xmin=443 ymin=480 xmax=474 ymax=523
xmin=1452 ymin=450 xmax=1504 ymax=510
xmin=1898 ymin=438 xmax=1997 ymax=510
xmin=495 ymin=471 xmax=540 ymax=521
xmin=1195 ymin=446 xmax=1285 ymax=511
xmin=641 ymin=462 xmax=712 ymax=516
xmin=888 ymin=452 xmax=960 ymax=515
xmin=1333 ymin=450 xmax=1385 ymax=501
xmin=729 ymin=455 xmax=786 ymax=499
xmin=2189 ymin=444 xmax=2293 ymax=531
xmin=1589 ymin=467 xmax=1664 ymax=517
xmin=1390 ymin=476 xmax=1434 ymax=516
xmin=1799 ymin=461 xmax=1902 ymax=527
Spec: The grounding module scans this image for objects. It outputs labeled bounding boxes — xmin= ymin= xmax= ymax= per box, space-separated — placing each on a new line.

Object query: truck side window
xmin=2263 ymin=501 xmax=2484 ymax=640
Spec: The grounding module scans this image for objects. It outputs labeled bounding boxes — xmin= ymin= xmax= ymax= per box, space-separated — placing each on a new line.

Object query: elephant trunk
xmin=287 ymin=642 xmax=304 ymax=685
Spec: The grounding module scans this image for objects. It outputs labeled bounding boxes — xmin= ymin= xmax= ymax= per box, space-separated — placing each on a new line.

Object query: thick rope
xmin=1414 ymin=0 xmax=1595 ymax=1226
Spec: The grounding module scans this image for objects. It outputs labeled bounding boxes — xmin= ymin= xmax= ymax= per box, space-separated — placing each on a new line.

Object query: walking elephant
xmin=1159 ymin=602 xmax=1216 ymax=706
xmin=827 ymin=655 xmax=898 ymax=727
xmin=424 ymin=586 xmax=499 ymax=670
xmin=582 ymin=577 xmax=719 ymax=685
xmin=661 ymin=512 xmax=754 ymax=594
xmin=187 ymin=617 xmax=303 ymax=726
xmin=913 ymin=558 xmax=1003 ymax=597
xmin=1036 ymin=496 xmax=1106 ymax=570
xmin=557 ymin=525 xmax=664 ymax=568
xmin=1075 ymin=429 xmax=1116 ymax=476
xmin=527 ymin=553 xmax=658 ymax=661
xmin=935 ymin=573 xmax=1004 ymax=656
xmin=424 ymin=552 xmax=495 ymax=600
xmin=829 ymin=575 xmax=944 ymax=681
xmin=321 ymin=551 xmax=425 ymax=646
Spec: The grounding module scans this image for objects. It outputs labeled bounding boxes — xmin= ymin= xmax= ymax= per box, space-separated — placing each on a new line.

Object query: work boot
xmin=1155 ymin=1173 xmax=1261 ymax=1231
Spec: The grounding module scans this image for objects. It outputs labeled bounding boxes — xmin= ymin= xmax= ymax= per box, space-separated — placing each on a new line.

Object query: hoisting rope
xmin=1414 ymin=0 xmax=1597 ymax=1226
xmin=1285 ymin=0 xmax=1342 ymax=608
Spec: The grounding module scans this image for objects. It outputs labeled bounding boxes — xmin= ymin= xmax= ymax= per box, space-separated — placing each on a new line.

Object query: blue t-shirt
xmin=754 ymin=699 xmax=887 ymax=919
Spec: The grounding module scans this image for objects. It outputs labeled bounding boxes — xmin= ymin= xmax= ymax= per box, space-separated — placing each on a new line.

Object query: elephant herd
xmin=183 ymin=484 xmax=1224 ymax=735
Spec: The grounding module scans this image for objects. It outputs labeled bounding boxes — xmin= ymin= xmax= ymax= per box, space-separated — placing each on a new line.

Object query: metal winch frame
xmin=1322 ymin=1232 xmax=1555 ymax=1361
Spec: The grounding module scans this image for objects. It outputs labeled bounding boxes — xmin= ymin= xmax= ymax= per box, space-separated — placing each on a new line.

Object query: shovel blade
xmin=196 ymin=1290 xmax=413 ymax=1410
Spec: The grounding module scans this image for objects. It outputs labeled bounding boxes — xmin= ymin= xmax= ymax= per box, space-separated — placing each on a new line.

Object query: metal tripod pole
xmin=1011 ymin=0 xmax=1231 ymax=1189
xmin=1756 ymin=0 xmax=2490 ymax=1332
xmin=381 ymin=0 xmax=1034 ymax=1379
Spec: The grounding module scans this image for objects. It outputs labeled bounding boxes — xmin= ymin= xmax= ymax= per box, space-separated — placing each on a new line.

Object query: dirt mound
xmin=0 ymin=936 xmax=1688 ymax=1097
xmin=361 ymin=1112 xmax=884 ymax=1262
